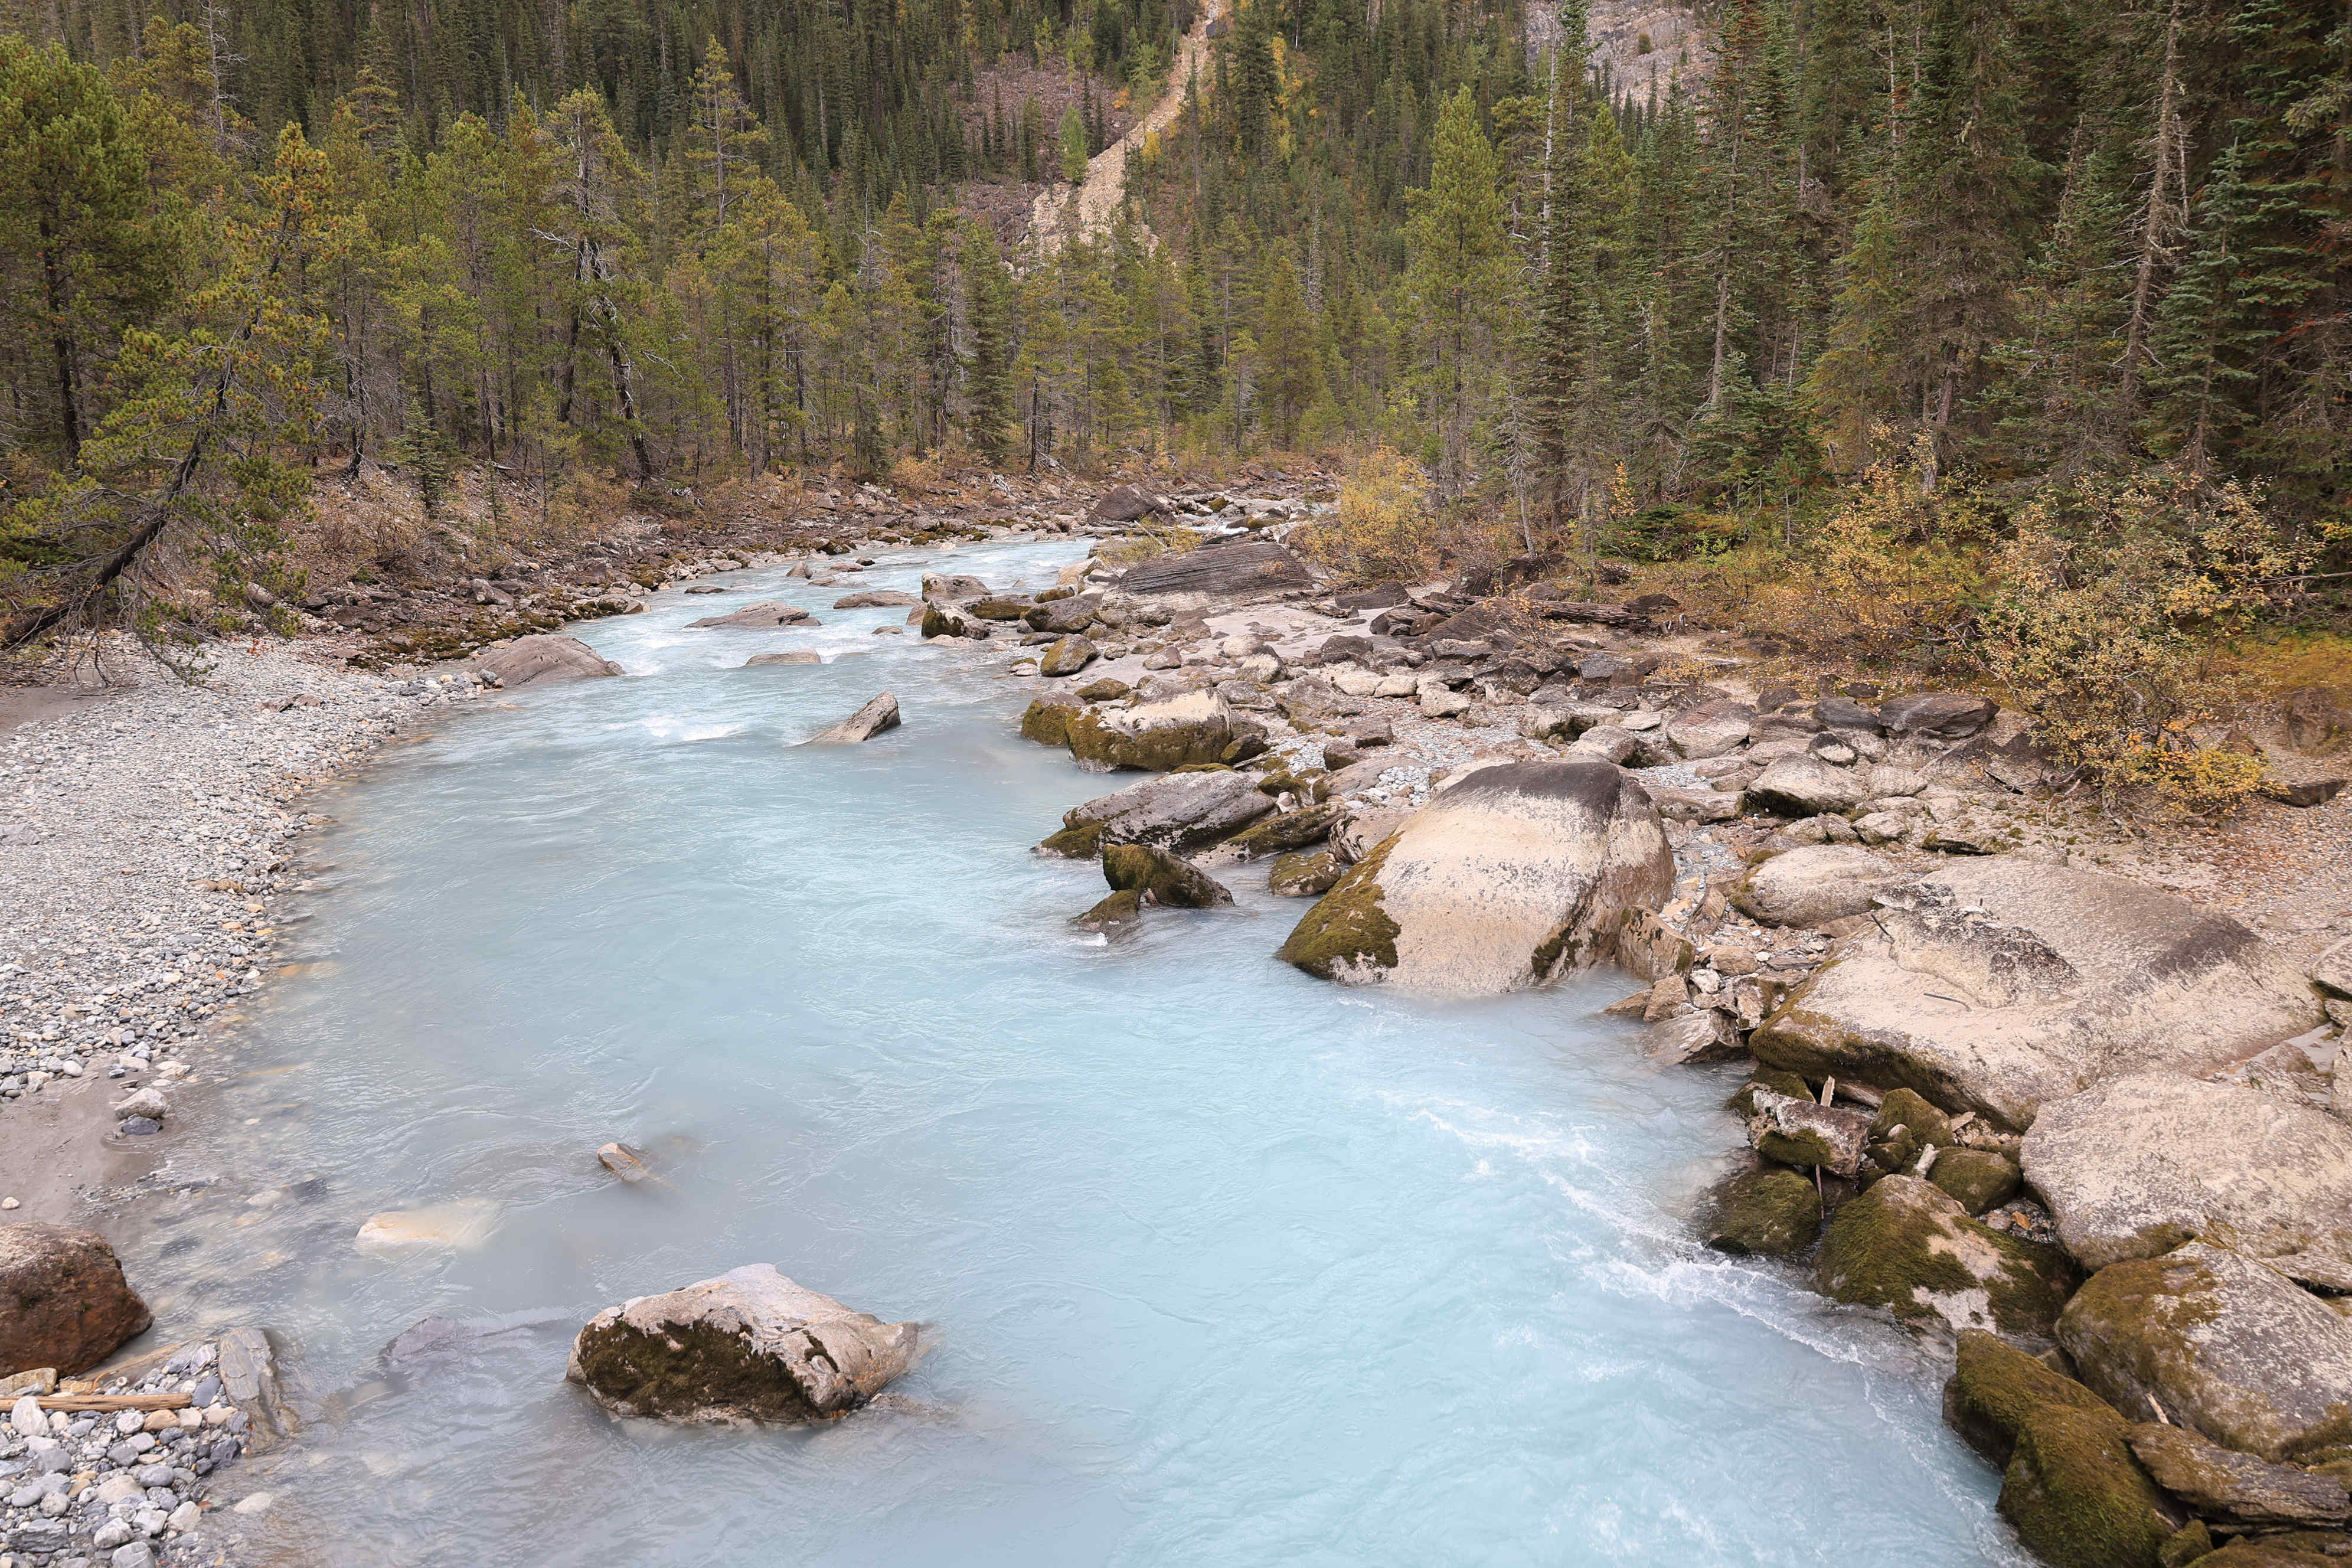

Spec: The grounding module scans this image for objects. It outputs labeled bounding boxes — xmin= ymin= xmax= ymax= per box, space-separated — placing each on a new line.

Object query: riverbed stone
xmin=1038 ymin=636 xmax=1099 ymax=677
xmin=1881 ymin=691 xmax=1999 ymax=740
xmin=687 ymin=600 xmax=812 ymax=629
xmin=1275 ymin=760 xmax=1674 ymax=992
xmin=1749 ymin=861 xmax=2324 ymax=1129
xmin=1057 ymin=770 xmax=1275 ymax=855
xmin=1100 ymin=844 xmax=1231 ymax=909
xmin=2057 ymin=1242 xmax=2352 ymax=1462
xmin=566 ymin=1263 xmax=916 ymax=1424
xmin=2021 ymin=1073 xmax=2352 ymax=1279
xmin=806 ymin=692 xmax=901 ymax=744
xmin=1746 ymin=755 xmax=1871 ymax=817
xmin=1732 ymin=845 xmax=1913 ymax=929
xmin=1063 ymin=690 xmax=1245 ymax=771
xmin=1222 ymin=803 xmax=1341 ymax=861
xmin=470 ymin=633 xmax=623 ymax=686
xmin=1697 ymin=1163 xmax=1822 ymax=1256
xmin=1664 ymin=700 xmax=1756 ymax=760
xmin=831 ymin=590 xmax=920 ymax=609
xmin=1814 ymin=1175 xmax=2076 ymax=1340
xmin=0 ymin=1223 xmax=152 ymax=1377
xmin=744 ymin=651 xmax=822 ymax=667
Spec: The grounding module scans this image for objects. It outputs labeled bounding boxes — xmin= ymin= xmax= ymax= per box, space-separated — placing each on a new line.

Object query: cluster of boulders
xmin=1 ymin=1225 xmax=281 ymax=1567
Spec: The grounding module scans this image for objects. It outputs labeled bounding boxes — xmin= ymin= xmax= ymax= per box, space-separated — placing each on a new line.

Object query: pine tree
xmin=1404 ymin=87 xmax=1507 ymax=501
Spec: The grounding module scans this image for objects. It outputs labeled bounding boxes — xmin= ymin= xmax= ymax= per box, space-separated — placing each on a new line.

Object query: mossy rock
xmin=1698 ymin=1165 xmax=1822 ymax=1256
xmin=1998 ymin=1402 xmax=2179 ymax=1568
xmin=1943 ymin=1327 xmax=2117 ymax=1466
xmin=1020 ymin=697 xmax=1083 ymax=747
xmin=968 ymin=596 xmax=1034 ymax=620
xmin=1872 ymin=1087 xmax=1955 ymax=1147
xmin=1814 ymin=1175 xmax=2077 ymax=1340
xmin=1064 ymin=710 xmax=1234 ymax=772
xmin=2176 ymin=1534 xmax=2352 ymax=1566
xmin=1727 ymin=1069 xmax=1814 ymax=1116
xmin=1101 ymin=843 xmax=1230 ymax=909
xmin=1269 ymin=848 xmax=1345 ymax=899
xmin=1037 ymin=822 xmax=1105 ymax=859
xmin=1224 ymin=803 xmax=1342 ymax=861
xmin=1275 ymin=833 xmax=1403 ymax=979
xmin=1932 ymin=1148 xmax=2022 ymax=1215
xmin=922 ymin=602 xmax=986 ymax=639
xmin=1076 ymin=678 xmax=1132 ymax=701
xmin=2158 ymin=1520 xmax=2214 ymax=1568
xmin=1076 ymin=888 xmax=1143 ymax=930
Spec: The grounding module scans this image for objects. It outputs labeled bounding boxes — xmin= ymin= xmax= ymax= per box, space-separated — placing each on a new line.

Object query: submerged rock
xmin=806 ymin=692 xmax=901 ymax=744
xmin=1276 ymin=760 xmax=1673 ymax=992
xmin=831 ymin=590 xmax=920 ymax=609
xmin=1749 ymin=861 xmax=2323 ymax=1129
xmin=353 ymin=1200 xmax=501 ymax=1256
xmin=2021 ymin=1073 xmax=2352 ymax=1280
xmin=744 ymin=651 xmax=822 ymax=667
xmin=566 ymin=1263 xmax=916 ymax=1423
xmin=1732 ymin=845 xmax=1913 ymax=929
xmin=0 ymin=1223 xmax=152 ymax=1377
xmin=471 ymin=634 xmax=623 ymax=687
xmin=2057 ymin=1241 xmax=2352 ymax=1462
xmin=1813 ymin=1175 xmax=2076 ymax=1341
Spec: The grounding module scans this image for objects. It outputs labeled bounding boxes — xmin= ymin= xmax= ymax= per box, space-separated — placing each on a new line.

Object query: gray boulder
xmin=1038 ymin=636 xmax=1099 ymax=677
xmin=2057 ymin=1241 xmax=2352 ymax=1461
xmin=2022 ymin=1073 xmax=2352 ymax=1280
xmin=1882 ymin=691 xmax=1998 ymax=740
xmin=1116 ymin=538 xmax=1314 ymax=602
xmin=1732 ymin=844 xmax=1913 ymax=928
xmin=806 ymin=693 xmax=901 ymax=744
xmin=832 ymin=590 xmax=920 ymax=609
xmin=1750 ymin=861 xmax=2324 ymax=1129
xmin=471 ymin=634 xmax=622 ymax=687
xmin=1053 ymin=770 xmax=1276 ymax=856
xmin=921 ymin=574 xmax=988 ymax=602
xmin=567 ymin=1263 xmax=916 ymax=1423
xmin=1519 ymin=702 xmax=1623 ymax=743
xmin=1024 ymin=594 xmax=1100 ymax=635
xmin=1747 ymin=754 xmax=1870 ymax=816
xmin=1664 ymin=700 xmax=1755 ymax=760
xmin=1276 ymin=760 xmax=1673 ymax=992
xmin=687 ymin=601 xmax=813 ymax=629
xmin=1090 ymin=483 xmax=1172 ymax=522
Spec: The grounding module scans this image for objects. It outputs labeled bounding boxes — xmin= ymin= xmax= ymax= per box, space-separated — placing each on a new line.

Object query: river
xmin=116 ymin=535 xmax=2021 ymax=1565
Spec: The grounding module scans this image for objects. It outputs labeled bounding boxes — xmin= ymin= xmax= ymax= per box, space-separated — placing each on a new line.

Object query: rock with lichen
xmin=1813 ymin=1175 xmax=2076 ymax=1341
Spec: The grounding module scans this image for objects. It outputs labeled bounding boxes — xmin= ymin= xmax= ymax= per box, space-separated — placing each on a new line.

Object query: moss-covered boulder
xmin=2126 ymin=1421 xmax=2352 ymax=1528
xmin=1224 ymin=802 xmax=1342 ymax=861
xmin=1076 ymin=677 xmax=1132 ymax=701
xmin=1101 ymin=843 xmax=1231 ymax=909
xmin=1873 ymin=1088 xmax=1956 ymax=1148
xmin=1269 ymin=848 xmax=1345 ymax=898
xmin=1727 ymin=1070 xmax=1815 ymax=1116
xmin=1747 ymin=1089 xmax=1874 ymax=1177
xmin=2057 ymin=1242 xmax=2352 ymax=1462
xmin=1038 ymin=635 xmax=1099 ymax=677
xmin=1943 ymin=1327 xmax=2118 ymax=1466
xmin=1932 ymin=1148 xmax=2023 ymax=1216
xmin=1020 ymin=695 xmax=1085 ymax=747
xmin=1697 ymin=1163 xmax=1822 ymax=1256
xmin=1814 ymin=1175 xmax=2077 ymax=1340
xmin=1064 ymin=690 xmax=1242 ymax=772
xmin=566 ymin=1263 xmax=916 ymax=1423
xmin=1037 ymin=822 xmax=1106 ymax=859
xmin=1999 ymin=1402 xmax=2181 ymax=1568
xmin=1076 ymin=888 xmax=1143 ymax=930
xmin=1276 ymin=760 xmax=1674 ymax=992
xmin=2176 ymin=1534 xmax=2352 ymax=1566
xmin=968 ymin=595 xmax=1034 ymax=620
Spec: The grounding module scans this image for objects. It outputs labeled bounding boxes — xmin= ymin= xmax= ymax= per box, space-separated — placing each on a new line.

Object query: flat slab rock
xmin=806 ymin=692 xmax=900 ymax=744
xmin=567 ymin=1263 xmax=916 ymax=1424
xmin=1060 ymin=769 xmax=1275 ymax=855
xmin=471 ymin=633 xmax=622 ymax=687
xmin=1750 ymin=860 xmax=2324 ymax=1130
xmin=2058 ymin=1241 xmax=2352 ymax=1462
xmin=2023 ymin=1073 xmax=2352 ymax=1282
xmin=1276 ymin=760 xmax=1672 ymax=993
xmin=1115 ymin=538 xmax=1314 ymax=600
xmin=2126 ymin=1421 xmax=2351 ymax=1527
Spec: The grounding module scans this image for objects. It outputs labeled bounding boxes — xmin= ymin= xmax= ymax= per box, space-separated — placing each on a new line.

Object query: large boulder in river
xmin=688 ymin=600 xmax=814 ymax=629
xmin=1732 ymin=845 xmax=1914 ymax=928
xmin=1696 ymin=1161 xmax=1822 ymax=1256
xmin=1047 ymin=769 xmax=1275 ymax=857
xmin=0 ymin=1223 xmax=152 ymax=1377
xmin=1749 ymin=861 xmax=2325 ymax=1130
xmin=1275 ymin=760 xmax=1673 ymax=992
xmin=1100 ymin=843 xmax=1230 ymax=908
xmin=2057 ymin=1242 xmax=2352 ymax=1461
xmin=566 ymin=1263 xmax=916 ymax=1424
xmin=2022 ymin=1074 xmax=2352 ymax=1282
xmin=1813 ymin=1175 xmax=2077 ymax=1342
xmin=471 ymin=633 xmax=622 ymax=687
xmin=806 ymin=692 xmax=900 ymax=744
xmin=1064 ymin=690 xmax=1249 ymax=772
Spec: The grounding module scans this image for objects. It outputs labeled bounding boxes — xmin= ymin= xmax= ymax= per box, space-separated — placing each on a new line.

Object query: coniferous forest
xmin=0 ymin=0 xmax=2344 ymax=651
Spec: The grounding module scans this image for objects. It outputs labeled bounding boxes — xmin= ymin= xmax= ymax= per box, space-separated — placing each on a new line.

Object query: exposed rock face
xmin=1275 ymin=760 xmax=1674 ymax=992
xmin=2058 ymin=1242 xmax=2352 ymax=1462
xmin=806 ymin=693 xmax=901 ymax=744
xmin=1746 ymin=755 xmax=1870 ymax=816
xmin=1697 ymin=1163 xmax=1822 ymax=1256
xmin=1116 ymin=538 xmax=1314 ymax=600
xmin=0 ymin=1223 xmax=153 ymax=1377
xmin=687 ymin=601 xmax=814 ymax=629
xmin=471 ymin=634 xmax=623 ymax=687
xmin=1732 ymin=845 xmax=1914 ymax=928
xmin=2313 ymin=937 xmax=2352 ymax=999
xmin=2022 ymin=1074 xmax=2352 ymax=1279
xmin=1064 ymin=690 xmax=1247 ymax=772
xmin=1812 ymin=1175 xmax=2076 ymax=1341
xmin=566 ymin=1263 xmax=916 ymax=1424
xmin=1750 ymin=861 xmax=2324 ymax=1129
xmin=2126 ymin=1422 xmax=2351 ymax=1528
xmin=1055 ymin=770 xmax=1275 ymax=855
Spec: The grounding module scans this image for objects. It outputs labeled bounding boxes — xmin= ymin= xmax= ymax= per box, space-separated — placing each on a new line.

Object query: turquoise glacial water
xmin=127 ymin=534 xmax=2022 ymax=1565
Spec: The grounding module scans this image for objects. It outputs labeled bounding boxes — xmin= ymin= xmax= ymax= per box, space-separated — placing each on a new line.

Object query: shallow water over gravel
xmin=123 ymin=537 xmax=2020 ymax=1566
